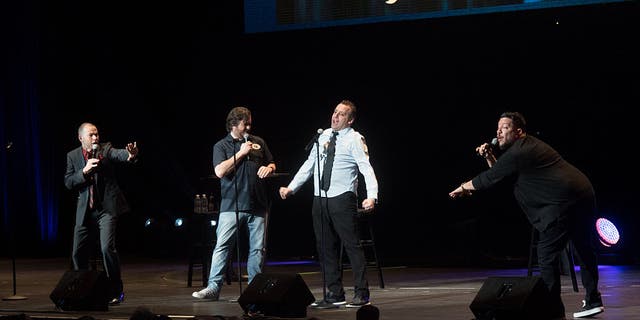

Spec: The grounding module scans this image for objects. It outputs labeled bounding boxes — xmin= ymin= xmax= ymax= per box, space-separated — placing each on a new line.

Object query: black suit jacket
xmin=64 ymin=142 xmax=132 ymax=226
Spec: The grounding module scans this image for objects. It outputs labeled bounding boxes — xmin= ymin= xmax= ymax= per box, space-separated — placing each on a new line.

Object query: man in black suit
xmin=64 ymin=122 xmax=138 ymax=305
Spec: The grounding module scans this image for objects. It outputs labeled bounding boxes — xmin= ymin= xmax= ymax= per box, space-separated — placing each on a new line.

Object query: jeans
xmin=206 ymin=210 xmax=265 ymax=291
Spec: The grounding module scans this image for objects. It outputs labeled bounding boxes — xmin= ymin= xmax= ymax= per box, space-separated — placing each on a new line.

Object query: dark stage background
xmin=1 ymin=1 xmax=638 ymax=267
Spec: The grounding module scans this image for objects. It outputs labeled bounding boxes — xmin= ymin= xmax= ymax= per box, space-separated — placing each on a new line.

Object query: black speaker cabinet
xmin=49 ymin=270 xmax=110 ymax=311
xmin=238 ymin=273 xmax=315 ymax=318
xmin=469 ymin=276 xmax=561 ymax=320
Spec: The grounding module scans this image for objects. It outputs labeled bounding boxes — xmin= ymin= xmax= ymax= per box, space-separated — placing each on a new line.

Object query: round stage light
xmin=596 ymin=217 xmax=620 ymax=247
xmin=174 ymin=218 xmax=184 ymax=227
xmin=144 ymin=218 xmax=153 ymax=227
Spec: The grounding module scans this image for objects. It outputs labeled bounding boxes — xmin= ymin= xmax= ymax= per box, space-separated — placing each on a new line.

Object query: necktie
xmin=85 ymin=149 xmax=99 ymax=209
xmin=89 ymin=182 xmax=95 ymax=209
xmin=84 ymin=151 xmax=95 ymax=209
xmin=321 ymin=131 xmax=338 ymax=191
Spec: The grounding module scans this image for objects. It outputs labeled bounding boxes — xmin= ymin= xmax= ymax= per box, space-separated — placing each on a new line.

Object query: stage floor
xmin=1 ymin=256 xmax=638 ymax=320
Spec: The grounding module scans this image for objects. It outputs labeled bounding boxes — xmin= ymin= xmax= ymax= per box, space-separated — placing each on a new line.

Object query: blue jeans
xmin=206 ymin=210 xmax=265 ymax=291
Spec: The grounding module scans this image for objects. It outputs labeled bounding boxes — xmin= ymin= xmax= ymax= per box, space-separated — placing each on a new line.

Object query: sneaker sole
xmin=345 ymin=301 xmax=371 ymax=308
xmin=310 ymin=300 xmax=346 ymax=306
xmin=573 ymin=306 xmax=604 ymax=318
xmin=192 ymin=292 xmax=219 ymax=300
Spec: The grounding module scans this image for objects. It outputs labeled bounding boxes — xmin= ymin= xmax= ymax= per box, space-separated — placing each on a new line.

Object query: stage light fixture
xmin=144 ymin=218 xmax=153 ymax=228
xmin=174 ymin=218 xmax=184 ymax=227
xmin=596 ymin=217 xmax=620 ymax=247
xmin=210 ymin=220 xmax=217 ymax=227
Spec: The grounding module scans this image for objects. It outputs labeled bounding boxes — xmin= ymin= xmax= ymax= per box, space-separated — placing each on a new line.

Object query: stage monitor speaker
xmin=469 ymin=276 xmax=562 ymax=320
xmin=49 ymin=270 xmax=110 ymax=311
xmin=238 ymin=273 xmax=315 ymax=318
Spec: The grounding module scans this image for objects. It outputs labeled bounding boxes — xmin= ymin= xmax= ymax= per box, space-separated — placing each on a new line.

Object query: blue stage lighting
xmin=144 ymin=218 xmax=153 ymax=228
xmin=596 ymin=217 xmax=620 ymax=247
xmin=174 ymin=218 xmax=184 ymax=227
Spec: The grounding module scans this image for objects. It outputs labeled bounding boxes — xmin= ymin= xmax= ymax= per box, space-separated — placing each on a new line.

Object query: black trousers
xmin=536 ymin=196 xmax=601 ymax=311
xmin=72 ymin=207 xmax=122 ymax=298
xmin=312 ymin=191 xmax=369 ymax=298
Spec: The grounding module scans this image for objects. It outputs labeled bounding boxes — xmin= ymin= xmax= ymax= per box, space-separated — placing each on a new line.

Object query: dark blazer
xmin=64 ymin=142 xmax=132 ymax=226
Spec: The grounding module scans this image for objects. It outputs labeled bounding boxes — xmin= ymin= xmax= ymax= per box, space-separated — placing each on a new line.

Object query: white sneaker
xmin=573 ymin=300 xmax=604 ymax=318
xmin=192 ymin=287 xmax=219 ymax=300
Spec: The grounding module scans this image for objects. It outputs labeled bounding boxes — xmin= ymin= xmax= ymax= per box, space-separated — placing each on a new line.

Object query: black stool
xmin=339 ymin=208 xmax=384 ymax=288
xmin=187 ymin=212 xmax=218 ymax=287
xmin=527 ymin=228 xmax=578 ymax=292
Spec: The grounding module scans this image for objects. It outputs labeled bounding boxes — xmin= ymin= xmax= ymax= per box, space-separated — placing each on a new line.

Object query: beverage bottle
xmin=194 ymin=194 xmax=202 ymax=214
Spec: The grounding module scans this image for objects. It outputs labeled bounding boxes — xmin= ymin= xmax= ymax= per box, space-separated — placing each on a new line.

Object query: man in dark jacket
xmin=64 ymin=122 xmax=138 ymax=305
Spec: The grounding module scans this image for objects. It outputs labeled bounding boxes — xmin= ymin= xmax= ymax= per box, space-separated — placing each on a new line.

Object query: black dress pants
xmin=312 ymin=192 xmax=369 ymax=298
xmin=536 ymin=196 xmax=601 ymax=311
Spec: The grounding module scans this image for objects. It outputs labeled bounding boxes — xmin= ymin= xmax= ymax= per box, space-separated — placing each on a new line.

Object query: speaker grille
xmin=238 ymin=273 xmax=315 ymax=318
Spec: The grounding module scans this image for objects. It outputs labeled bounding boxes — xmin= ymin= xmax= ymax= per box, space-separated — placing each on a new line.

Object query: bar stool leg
xmin=339 ymin=209 xmax=384 ymax=288
xmin=527 ymin=228 xmax=578 ymax=292
xmin=565 ymin=241 xmax=579 ymax=292
xmin=367 ymin=218 xmax=384 ymax=289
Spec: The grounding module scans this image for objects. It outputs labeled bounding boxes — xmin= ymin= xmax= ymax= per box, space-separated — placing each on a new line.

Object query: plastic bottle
xmin=207 ymin=193 xmax=215 ymax=213
xmin=201 ymin=194 xmax=208 ymax=214
xmin=194 ymin=194 xmax=201 ymax=214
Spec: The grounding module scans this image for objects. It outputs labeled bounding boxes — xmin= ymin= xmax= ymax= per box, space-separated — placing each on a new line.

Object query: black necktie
xmin=321 ymin=131 xmax=338 ymax=191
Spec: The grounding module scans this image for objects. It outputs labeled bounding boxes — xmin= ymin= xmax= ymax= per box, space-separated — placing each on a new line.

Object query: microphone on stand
xmin=304 ymin=128 xmax=324 ymax=152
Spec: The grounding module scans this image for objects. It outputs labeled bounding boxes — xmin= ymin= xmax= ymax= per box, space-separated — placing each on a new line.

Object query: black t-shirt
xmin=212 ymin=134 xmax=275 ymax=213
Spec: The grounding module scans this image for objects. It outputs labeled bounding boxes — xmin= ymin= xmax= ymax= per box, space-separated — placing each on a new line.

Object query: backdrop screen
xmin=245 ymin=0 xmax=627 ymax=33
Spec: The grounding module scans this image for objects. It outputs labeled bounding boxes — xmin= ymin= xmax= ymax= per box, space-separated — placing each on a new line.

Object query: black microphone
xmin=490 ymin=137 xmax=498 ymax=148
xmin=91 ymin=143 xmax=99 ymax=159
xmin=304 ymin=128 xmax=324 ymax=152
xmin=243 ymin=133 xmax=251 ymax=160
xmin=477 ymin=138 xmax=498 ymax=158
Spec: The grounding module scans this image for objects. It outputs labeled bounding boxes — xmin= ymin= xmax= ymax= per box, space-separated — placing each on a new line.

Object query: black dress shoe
xmin=109 ymin=292 xmax=124 ymax=305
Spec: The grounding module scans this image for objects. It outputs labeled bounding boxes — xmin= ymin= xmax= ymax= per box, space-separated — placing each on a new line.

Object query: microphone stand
xmin=3 ymin=142 xmax=28 ymax=301
xmin=231 ymin=139 xmax=243 ymax=298
xmin=311 ymin=134 xmax=337 ymax=309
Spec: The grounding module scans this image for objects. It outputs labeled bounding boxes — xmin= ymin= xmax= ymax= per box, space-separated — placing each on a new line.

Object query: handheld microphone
xmin=91 ymin=143 xmax=99 ymax=159
xmin=477 ymin=138 xmax=498 ymax=158
xmin=490 ymin=137 xmax=498 ymax=148
xmin=304 ymin=128 xmax=324 ymax=152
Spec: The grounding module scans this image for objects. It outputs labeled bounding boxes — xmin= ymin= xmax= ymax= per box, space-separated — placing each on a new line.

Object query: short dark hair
xmin=340 ymin=99 xmax=357 ymax=121
xmin=226 ymin=106 xmax=251 ymax=132
xmin=500 ymin=112 xmax=527 ymax=132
